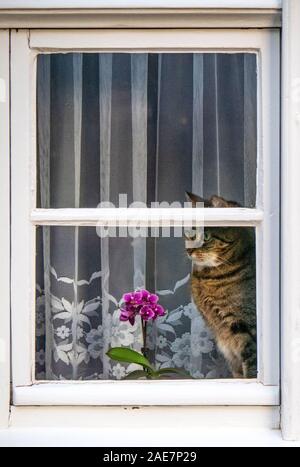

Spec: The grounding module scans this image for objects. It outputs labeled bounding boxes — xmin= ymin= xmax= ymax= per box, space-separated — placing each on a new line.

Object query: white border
xmin=10 ymin=28 xmax=280 ymax=405
xmin=0 ymin=30 xmax=10 ymax=429
xmin=0 ymin=1 xmax=283 ymax=10
xmin=0 ymin=428 xmax=295 ymax=448
xmin=281 ymin=0 xmax=300 ymax=441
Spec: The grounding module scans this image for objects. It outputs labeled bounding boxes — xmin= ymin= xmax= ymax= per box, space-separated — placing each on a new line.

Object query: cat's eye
xmin=203 ymin=232 xmax=212 ymax=242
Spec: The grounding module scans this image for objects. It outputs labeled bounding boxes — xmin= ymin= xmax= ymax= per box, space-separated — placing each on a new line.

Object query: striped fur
xmin=185 ymin=194 xmax=257 ymax=378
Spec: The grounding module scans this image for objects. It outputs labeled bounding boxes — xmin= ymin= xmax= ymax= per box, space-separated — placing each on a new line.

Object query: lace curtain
xmin=35 ymin=53 xmax=257 ymax=380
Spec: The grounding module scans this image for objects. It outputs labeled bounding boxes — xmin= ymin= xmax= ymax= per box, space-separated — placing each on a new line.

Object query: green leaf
xmin=156 ymin=368 xmax=192 ymax=379
xmin=123 ymin=370 xmax=151 ymax=380
xmin=106 ymin=347 xmax=154 ymax=372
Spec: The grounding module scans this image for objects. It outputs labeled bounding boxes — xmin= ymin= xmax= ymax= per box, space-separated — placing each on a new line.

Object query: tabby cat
xmin=185 ymin=193 xmax=257 ymax=378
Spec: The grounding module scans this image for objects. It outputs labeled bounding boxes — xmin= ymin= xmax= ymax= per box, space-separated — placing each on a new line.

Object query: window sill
xmin=0 ymin=427 xmax=298 ymax=447
xmin=0 ymin=404 xmax=287 ymax=446
xmin=13 ymin=380 xmax=279 ymax=406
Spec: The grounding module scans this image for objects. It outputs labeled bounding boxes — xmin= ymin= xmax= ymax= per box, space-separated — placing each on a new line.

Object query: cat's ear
xmin=210 ymin=195 xmax=240 ymax=208
xmin=185 ymin=191 xmax=208 ymax=206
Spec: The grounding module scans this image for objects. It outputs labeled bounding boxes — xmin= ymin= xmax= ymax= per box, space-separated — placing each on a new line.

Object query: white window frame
xmin=0 ymin=3 xmax=282 ymax=29
xmin=281 ymin=0 xmax=300 ymax=442
xmin=0 ymin=1 xmax=283 ymax=8
xmin=2 ymin=0 xmax=300 ymax=447
xmin=0 ymin=29 xmax=10 ymax=429
xmin=9 ymin=28 xmax=280 ymax=408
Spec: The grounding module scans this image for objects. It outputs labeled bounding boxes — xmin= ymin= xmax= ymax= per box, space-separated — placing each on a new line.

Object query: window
xmin=11 ymin=29 xmax=279 ymax=405
xmin=35 ymin=51 xmax=258 ymax=382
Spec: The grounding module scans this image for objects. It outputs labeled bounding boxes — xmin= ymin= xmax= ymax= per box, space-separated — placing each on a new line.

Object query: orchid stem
xmin=141 ymin=319 xmax=148 ymax=360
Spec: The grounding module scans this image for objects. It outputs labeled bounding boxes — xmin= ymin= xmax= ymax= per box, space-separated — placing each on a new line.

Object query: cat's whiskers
xmin=214 ymin=255 xmax=234 ymax=267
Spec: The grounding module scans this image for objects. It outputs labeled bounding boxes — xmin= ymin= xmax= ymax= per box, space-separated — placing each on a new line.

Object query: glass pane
xmin=36 ymin=226 xmax=257 ymax=380
xmin=37 ymin=53 xmax=257 ymax=209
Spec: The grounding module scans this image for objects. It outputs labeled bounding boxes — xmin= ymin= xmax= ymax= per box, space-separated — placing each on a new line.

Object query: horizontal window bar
xmin=29 ymin=29 xmax=272 ymax=52
xmin=31 ymin=208 xmax=264 ymax=227
xmin=14 ymin=380 xmax=279 ymax=407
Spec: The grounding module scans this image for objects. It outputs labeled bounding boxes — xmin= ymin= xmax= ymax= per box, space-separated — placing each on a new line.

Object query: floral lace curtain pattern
xmin=35 ymin=53 xmax=257 ymax=380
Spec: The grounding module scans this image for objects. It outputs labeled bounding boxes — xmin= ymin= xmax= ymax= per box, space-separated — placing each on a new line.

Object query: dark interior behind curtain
xmin=35 ymin=53 xmax=257 ymax=380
